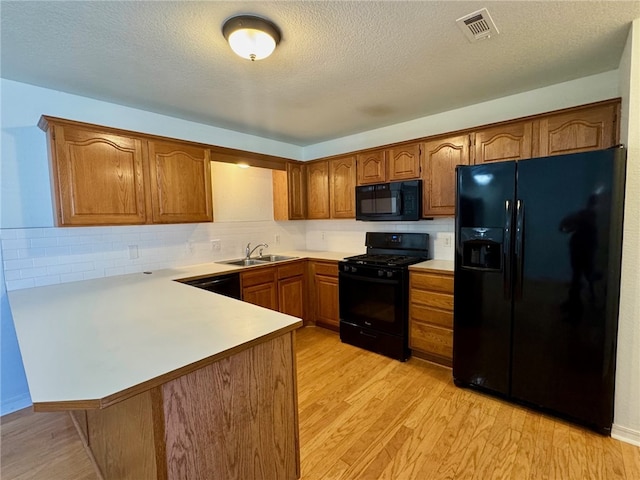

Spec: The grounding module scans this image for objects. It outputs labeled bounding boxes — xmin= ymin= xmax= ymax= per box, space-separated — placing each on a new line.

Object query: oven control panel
xmin=340 ymin=263 xmax=401 ymax=280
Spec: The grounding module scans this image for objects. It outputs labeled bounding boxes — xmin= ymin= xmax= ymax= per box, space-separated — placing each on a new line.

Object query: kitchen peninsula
xmin=8 ymin=262 xmax=304 ymax=480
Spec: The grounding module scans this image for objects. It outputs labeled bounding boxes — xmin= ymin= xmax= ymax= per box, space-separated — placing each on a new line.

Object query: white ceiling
xmin=1 ymin=1 xmax=639 ymax=146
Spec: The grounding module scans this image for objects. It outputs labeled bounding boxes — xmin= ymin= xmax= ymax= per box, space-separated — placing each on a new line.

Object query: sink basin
xmin=219 ymin=258 xmax=269 ymax=267
xmin=216 ymin=255 xmax=298 ymax=267
xmin=258 ymin=255 xmax=298 ymax=262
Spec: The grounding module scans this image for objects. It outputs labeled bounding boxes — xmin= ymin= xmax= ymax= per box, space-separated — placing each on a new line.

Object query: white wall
xmin=0 ymin=79 xmax=302 ymax=229
xmin=613 ymin=19 xmax=640 ymax=447
xmin=303 ymin=71 xmax=620 ymax=160
xmin=211 ymin=162 xmax=274 ymax=223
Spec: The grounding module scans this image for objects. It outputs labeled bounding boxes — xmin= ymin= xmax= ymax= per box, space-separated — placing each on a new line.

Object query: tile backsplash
xmin=1 ymin=218 xmax=454 ymax=291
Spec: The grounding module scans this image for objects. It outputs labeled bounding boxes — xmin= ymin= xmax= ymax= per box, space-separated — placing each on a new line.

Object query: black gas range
xmin=339 ymin=232 xmax=430 ymax=361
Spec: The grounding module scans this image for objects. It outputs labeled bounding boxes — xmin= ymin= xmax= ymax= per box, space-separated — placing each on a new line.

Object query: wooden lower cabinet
xmin=278 ymin=262 xmax=306 ymax=319
xmin=309 ymin=261 xmax=340 ymax=330
xmin=241 ymin=261 xmax=306 ymax=320
xmin=409 ymin=269 xmax=454 ymax=367
xmin=242 ymin=267 xmax=278 ymax=310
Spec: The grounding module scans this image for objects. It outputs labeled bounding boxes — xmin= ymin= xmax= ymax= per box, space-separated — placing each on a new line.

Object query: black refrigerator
xmin=453 ymin=147 xmax=626 ymax=434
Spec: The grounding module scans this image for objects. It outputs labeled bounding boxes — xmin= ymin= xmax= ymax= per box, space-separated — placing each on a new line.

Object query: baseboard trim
xmin=612 ymin=423 xmax=640 ymax=447
xmin=1 ymin=394 xmax=32 ymax=416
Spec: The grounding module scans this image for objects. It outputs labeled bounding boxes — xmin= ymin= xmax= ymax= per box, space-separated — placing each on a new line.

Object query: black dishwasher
xmin=181 ymin=272 xmax=241 ymax=299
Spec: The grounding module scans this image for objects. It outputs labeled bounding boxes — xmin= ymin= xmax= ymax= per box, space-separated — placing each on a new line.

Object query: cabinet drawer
xmin=312 ymin=261 xmax=338 ymax=277
xmin=411 ymin=290 xmax=453 ymax=311
xmin=241 ymin=267 xmax=276 ymax=288
xmin=411 ymin=272 xmax=453 ymax=293
xmin=278 ymin=261 xmax=305 ymax=279
xmin=410 ymin=304 xmax=453 ymax=329
xmin=410 ymin=321 xmax=453 ymax=361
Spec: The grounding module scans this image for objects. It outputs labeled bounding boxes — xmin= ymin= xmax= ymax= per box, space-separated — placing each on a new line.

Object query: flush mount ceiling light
xmin=222 ymin=15 xmax=281 ymax=61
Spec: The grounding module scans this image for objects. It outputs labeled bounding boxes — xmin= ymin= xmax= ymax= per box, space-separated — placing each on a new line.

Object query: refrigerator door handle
xmin=503 ymin=199 xmax=513 ymax=300
xmin=514 ymin=199 xmax=524 ymax=299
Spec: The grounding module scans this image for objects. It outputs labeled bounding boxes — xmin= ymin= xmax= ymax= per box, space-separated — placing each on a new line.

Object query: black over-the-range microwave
xmin=355 ymin=180 xmax=422 ymax=221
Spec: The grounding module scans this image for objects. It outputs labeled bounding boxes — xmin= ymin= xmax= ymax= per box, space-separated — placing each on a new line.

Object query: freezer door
xmin=511 ymin=148 xmax=625 ymax=432
xmin=454 ymin=161 xmax=516 ymax=395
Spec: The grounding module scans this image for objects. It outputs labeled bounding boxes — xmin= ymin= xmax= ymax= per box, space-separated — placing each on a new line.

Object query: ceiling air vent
xmin=456 ymin=8 xmax=499 ymax=43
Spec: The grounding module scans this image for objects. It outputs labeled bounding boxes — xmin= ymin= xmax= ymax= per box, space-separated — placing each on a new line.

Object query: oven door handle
xmin=339 ymin=271 xmax=399 ymax=285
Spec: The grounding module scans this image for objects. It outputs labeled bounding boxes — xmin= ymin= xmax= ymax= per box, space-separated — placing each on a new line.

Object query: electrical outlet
xmin=321 ymin=231 xmax=326 ymax=240
xmin=274 ymin=234 xmax=281 ymax=245
xmin=440 ymin=233 xmax=453 ymax=248
xmin=211 ymin=239 xmax=221 ymax=251
xmin=186 ymin=241 xmax=194 ymax=254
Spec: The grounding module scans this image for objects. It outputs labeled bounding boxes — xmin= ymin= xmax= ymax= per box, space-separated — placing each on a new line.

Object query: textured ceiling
xmin=1 ymin=1 xmax=639 ymax=146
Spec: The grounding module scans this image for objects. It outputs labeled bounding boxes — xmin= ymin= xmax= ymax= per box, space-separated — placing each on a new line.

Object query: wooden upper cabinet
xmin=287 ymin=162 xmax=307 ymax=220
xmin=388 ymin=142 xmax=421 ymax=180
xmin=537 ymin=102 xmax=618 ymax=157
xmin=40 ymin=118 xmax=147 ymax=226
xmin=329 ymin=155 xmax=356 ymax=218
xmin=306 ymin=160 xmax=330 ymax=219
xmin=473 ymin=121 xmax=533 ymax=164
xmin=422 ymin=135 xmax=470 ymax=217
xmin=147 ymin=140 xmax=212 ymax=223
xmin=356 ymin=149 xmax=386 ymax=185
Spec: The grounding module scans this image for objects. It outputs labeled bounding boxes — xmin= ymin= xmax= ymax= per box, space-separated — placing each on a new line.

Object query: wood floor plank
xmin=3 ymin=326 xmax=640 ymax=480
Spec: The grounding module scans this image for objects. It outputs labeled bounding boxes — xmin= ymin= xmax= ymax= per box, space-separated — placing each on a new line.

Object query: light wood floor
xmin=2 ymin=326 xmax=640 ymax=479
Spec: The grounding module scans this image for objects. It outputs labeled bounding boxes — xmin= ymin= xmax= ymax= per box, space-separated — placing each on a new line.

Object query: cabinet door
xmin=537 ymin=103 xmax=618 ymax=157
xmin=329 ymin=156 xmax=356 ymax=218
xmin=48 ymin=123 xmax=147 ymax=226
xmin=311 ymin=261 xmax=340 ymax=330
xmin=422 ymin=135 xmax=470 ymax=217
xmin=287 ymin=162 xmax=307 ymax=220
xmin=388 ymin=142 xmax=421 ymax=180
xmin=272 ymin=170 xmax=289 ymax=221
xmin=356 ymin=149 xmax=386 ymax=185
xmin=278 ymin=275 xmax=305 ymax=318
xmin=306 ymin=160 xmax=330 ymax=219
xmin=243 ymin=282 xmax=278 ymax=311
xmin=147 ymin=140 xmax=212 ymax=223
xmin=242 ymin=267 xmax=278 ymax=311
xmin=409 ymin=271 xmax=454 ymax=367
xmin=473 ymin=121 xmax=533 ymax=164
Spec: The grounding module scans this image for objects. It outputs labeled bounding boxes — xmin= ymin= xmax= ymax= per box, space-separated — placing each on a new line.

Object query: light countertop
xmin=409 ymin=259 xmax=455 ymax=273
xmin=8 ymin=249 xmax=452 ymax=409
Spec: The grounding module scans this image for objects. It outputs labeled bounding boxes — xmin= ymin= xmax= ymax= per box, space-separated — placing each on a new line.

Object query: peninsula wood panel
xmin=387 ymin=142 xmax=421 ymax=180
xmin=306 ymin=160 xmax=330 ymax=219
xmin=422 ymin=135 xmax=470 ymax=217
xmin=537 ymin=102 xmax=618 ymax=157
xmin=473 ymin=121 xmax=534 ymax=164
xmin=356 ymin=149 xmax=386 ymax=185
xmin=147 ymin=140 xmax=212 ymax=223
xmin=329 ymin=156 xmax=357 ymax=218
xmin=84 ymin=390 xmax=162 ymax=480
xmin=44 ymin=122 xmax=147 ymax=226
xmin=162 ymin=332 xmax=299 ymax=480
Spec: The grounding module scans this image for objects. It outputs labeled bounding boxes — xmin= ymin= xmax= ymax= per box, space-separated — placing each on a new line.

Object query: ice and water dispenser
xmin=460 ymin=227 xmax=503 ymax=271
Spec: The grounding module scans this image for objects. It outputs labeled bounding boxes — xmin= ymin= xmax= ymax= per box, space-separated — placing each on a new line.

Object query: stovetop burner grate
xmin=343 ymin=253 xmax=428 ymax=267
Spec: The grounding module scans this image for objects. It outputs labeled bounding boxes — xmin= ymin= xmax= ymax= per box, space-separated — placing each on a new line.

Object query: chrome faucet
xmin=245 ymin=242 xmax=269 ymax=260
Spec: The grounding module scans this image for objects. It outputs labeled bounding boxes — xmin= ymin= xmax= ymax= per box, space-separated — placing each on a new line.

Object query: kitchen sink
xmin=258 ymin=255 xmax=298 ymax=262
xmin=217 ymin=255 xmax=298 ymax=267
xmin=219 ymin=258 xmax=269 ymax=267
